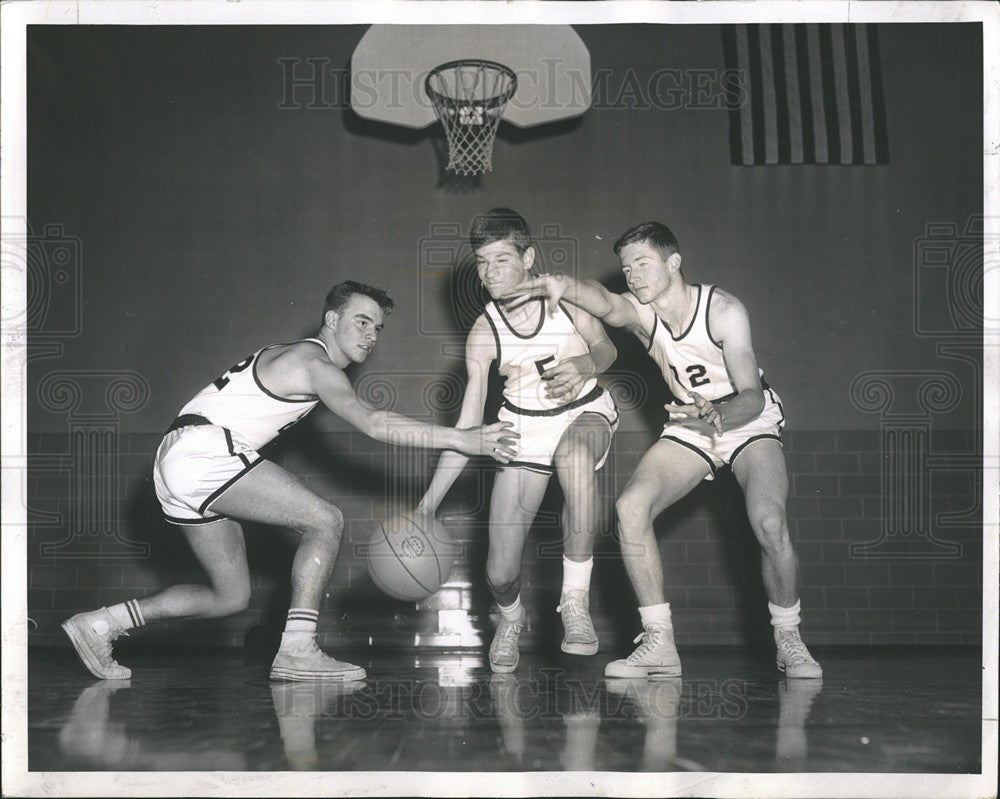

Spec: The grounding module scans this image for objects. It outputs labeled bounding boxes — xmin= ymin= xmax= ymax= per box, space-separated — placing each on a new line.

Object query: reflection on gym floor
xmin=29 ymin=647 xmax=980 ymax=774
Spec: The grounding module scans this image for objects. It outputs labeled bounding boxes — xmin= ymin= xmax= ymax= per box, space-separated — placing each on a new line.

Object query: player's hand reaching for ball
xmin=502 ymin=273 xmax=568 ymax=316
xmin=466 ymin=422 xmax=519 ymax=463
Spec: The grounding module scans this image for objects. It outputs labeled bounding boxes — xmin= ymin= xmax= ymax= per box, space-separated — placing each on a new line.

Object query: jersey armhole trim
xmin=705 ymin=285 xmax=724 ymax=349
xmin=645 ymin=314 xmax=658 ymax=353
xmin=483 ymin=306 xmax=503 ymax=364
xmin=252 ymin=341 xmax=321 ymax=404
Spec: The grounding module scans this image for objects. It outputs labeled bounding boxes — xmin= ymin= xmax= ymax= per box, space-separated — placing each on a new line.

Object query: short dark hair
xmin=322 ymin=281 xmax=394 ymax=324
xmin=612 ymin=221 xmax=681 ymax=259
xmin=469 ymin=207 xmax=533 ymax=255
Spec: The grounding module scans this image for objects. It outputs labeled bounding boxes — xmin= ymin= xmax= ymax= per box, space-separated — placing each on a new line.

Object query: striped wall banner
xmin=722 ymin=24 xmax=889 ymax=166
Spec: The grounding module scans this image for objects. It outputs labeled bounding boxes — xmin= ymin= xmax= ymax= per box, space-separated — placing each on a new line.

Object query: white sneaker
xmin=774 ymin=628 xmax=823 ymax=679
xmin=558 ymin=590 xmax=599 ymax=655
xmin=604 ymin=624 xmax=682 ymax=679
xmin=269 ymin=636 xmax=366 ymax=682
xmin=489 ymin=607 xmax=526 ymax=673
xmin=62 ymin=608 xmax=132 ymax=680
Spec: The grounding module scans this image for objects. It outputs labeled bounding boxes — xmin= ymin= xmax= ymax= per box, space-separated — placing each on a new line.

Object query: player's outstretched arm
xmin=417 ymin=321 xmax=498 ymax=515
xmin=307 ymin=351 xmax=517 ymax=461
xmin=505 ymin=274 xmax=640 ymax=330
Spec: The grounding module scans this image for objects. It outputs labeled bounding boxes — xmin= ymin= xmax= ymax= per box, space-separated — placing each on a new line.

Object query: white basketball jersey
xmin=178 ymin=338 xmax=326 ymax=449
xmin=483 ymin=298 xmax=597 ymax=411
xmin=644 ymin=284 xmax=764 ymax=403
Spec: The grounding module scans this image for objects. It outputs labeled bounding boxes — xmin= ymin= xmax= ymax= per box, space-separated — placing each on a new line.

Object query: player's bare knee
xmin=215 ymin=583 xmax=251 ymax=616
xmin=304 ymin=503 xmax=344 ymax=544
xmin=750 ymin=506 xmax=790 ymax=550
xmin=319 ymin=502 xmax=345 ymax=533
xmin=615 ymin=493 xmax=648 ymax=536
xmin=486 ymin=573 xmax=520 ymax=599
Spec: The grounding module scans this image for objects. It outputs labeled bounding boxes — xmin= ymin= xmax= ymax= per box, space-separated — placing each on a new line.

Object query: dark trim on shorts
xmin=765 ymin=386 xmax=784 ymax=425
xmin=583 ymin=406 xmax=620 ymax=431
xmin=223 ymin=428 xmax=253 ymax=467
xmin=729 ymin=433 xmax=783 ymax=469
xmin=502 ymin=385 xmax=604 ymax=417
xmin=197 ymin=456 xmax=266 ymax=515
xmin=659 ymin=433 xmax=717 ymax=477
xmin=502 ymin=459 xmax=554 ymax=475
xmin=163 ymin=512 xmax=227 ymax=526
xmin=166 ymin=414 xmax=213 ymax=434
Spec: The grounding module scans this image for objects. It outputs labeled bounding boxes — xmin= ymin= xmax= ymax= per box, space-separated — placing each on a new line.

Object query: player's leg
xmin=61 ymin=517 xmax=254 ymax=681
xmin=605 ymin=438 xmax=709 ymax=679
xmin=616 ymin=439 xmax=710 ymax=607
xmin=486 ymin=466 xmax=550 ymax=673
xmin=207 ymin=460 xmax=344 ymax=611
xmin=136 ymin=519 xmax=252 ymax=621
xmin=203 ymin=460 xmax=363 ymax=681
xmin=730 ymin=439 xmax=797 ymax=605
xmin=62 ymin=519 xmax=250 ymax=680
xmin=552 ymin=412 xmax=613 ymax=655
xmin=732 ymin=439 xmax=821 ymax=678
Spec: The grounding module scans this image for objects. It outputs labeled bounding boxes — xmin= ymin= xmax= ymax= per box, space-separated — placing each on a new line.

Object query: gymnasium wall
xmin=23 ymin=23 xmax=983 ymax=649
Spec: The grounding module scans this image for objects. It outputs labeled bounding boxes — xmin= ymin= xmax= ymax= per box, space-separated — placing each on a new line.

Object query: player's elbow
xmin=742 ymin=388 xmax=765 ymax=417
xmin=599 ymin=342 xmax=618 ymax=370
xmin=358 ymin=411 xmax=390 ymax=442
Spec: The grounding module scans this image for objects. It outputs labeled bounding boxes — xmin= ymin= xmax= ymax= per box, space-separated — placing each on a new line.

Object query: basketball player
xmin=417 ymin=209 xmax=619 ymax=673
xmin=62 ymin=281 xmax=519 ymax=683
xmin=507 ymin=222 xmax=823 ymax=679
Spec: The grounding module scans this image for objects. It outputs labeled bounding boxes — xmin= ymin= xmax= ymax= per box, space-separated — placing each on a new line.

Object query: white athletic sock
xmin=769 ymin=600 xmax=802 ymax=631
xmin=497 ymin=595 xmax=523 ymax=621
xmin=106 ymin=600 xmax=145 ymax=631
xmin=639 ymin=602 xmax=672 ymax=629
xmin=561 ymin=556 xmax=593 ymax=595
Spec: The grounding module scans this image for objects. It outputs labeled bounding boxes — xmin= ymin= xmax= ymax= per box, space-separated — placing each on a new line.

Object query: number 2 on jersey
xmin=668 ymin=363 xmax=710 ymax=390
xmin=213 ymin=355 xmax=254 ymax=390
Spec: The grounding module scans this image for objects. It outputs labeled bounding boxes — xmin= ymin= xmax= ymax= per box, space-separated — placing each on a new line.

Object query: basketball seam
xmin=368 ymin=557 xmax=418 ymax=601
xmin=380 ymin=519 xmax=439 ymax=597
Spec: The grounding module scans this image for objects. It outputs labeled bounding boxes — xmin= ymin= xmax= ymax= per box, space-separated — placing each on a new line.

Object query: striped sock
xmin=106 ymin=599 xmax=145 ymax=631
xmin=283 ymin=608 xmax=319 ymax=634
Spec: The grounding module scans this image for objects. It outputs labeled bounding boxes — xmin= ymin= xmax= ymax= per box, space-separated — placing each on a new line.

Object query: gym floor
xmin=26 ymin=644 xmax=981 ymax=778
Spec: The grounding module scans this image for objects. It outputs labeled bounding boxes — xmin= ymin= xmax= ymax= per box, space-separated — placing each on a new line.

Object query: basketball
xmin=366 ymin=512 xmax=456 ymax=601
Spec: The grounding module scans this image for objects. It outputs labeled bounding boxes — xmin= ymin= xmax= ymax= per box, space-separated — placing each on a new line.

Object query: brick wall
xmin=26 ymin=427 xmax=983 ymax=650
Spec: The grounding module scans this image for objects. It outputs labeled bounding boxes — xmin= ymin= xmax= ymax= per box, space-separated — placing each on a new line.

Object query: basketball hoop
xmin=425 ymin=60 xmax=517 ymax=176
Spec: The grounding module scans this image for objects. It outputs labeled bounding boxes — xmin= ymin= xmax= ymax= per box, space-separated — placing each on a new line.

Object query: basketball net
xmin=425 ymin=60 xmax=517 ymax=176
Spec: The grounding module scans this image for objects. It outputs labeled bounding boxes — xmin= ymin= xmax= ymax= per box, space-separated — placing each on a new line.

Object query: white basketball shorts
xmin=660 ymin=387 xmax=785 ymax=480
xmin=153 ymin=420 xmax=264 ymax=525
xmin=497 ymin=386 xmax=619 ymax=473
